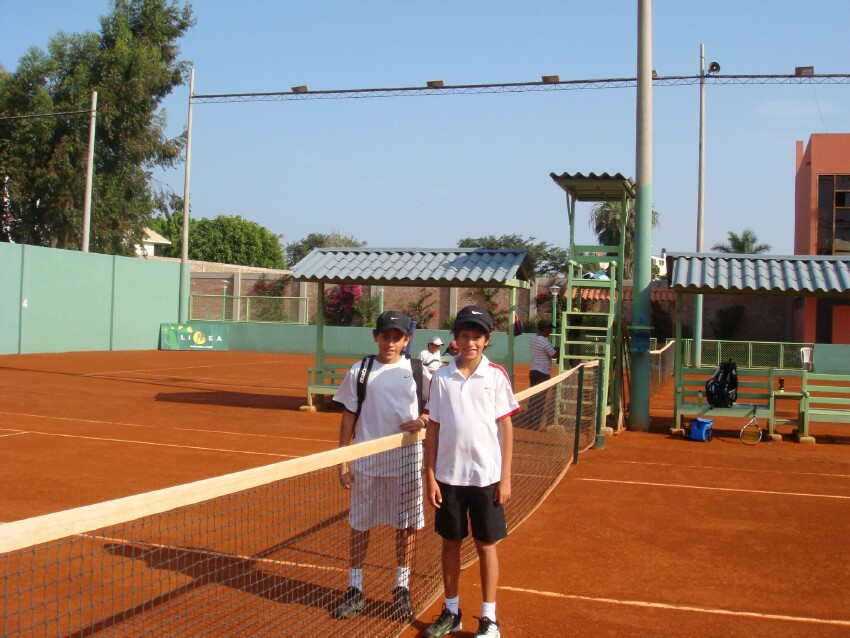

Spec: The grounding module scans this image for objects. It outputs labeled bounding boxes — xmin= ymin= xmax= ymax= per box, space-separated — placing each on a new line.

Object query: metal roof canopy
xmin=292 ymin=247 xmax=534 ymax=289
xmin=549 ymin=172 xmax=636 ymax=202
xmin=292 ymin=248 xmax=535 ymax=400
xmin=666 ymin=252 xmax=850 ymax=298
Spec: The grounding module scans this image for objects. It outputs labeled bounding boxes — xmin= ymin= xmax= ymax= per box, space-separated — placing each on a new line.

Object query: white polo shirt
xmin=425 ymin=354 xmax=520 ymax=487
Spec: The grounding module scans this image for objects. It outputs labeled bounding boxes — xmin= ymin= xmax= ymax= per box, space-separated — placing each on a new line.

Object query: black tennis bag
xmin=705 ymin=358 xmax=738 ymax=408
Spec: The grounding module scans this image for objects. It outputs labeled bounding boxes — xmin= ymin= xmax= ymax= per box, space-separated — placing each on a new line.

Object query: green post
xmin=507 ymin=287 xmax=517 ymax=386
xmin=316 ymin=283 xmax=325 ymax=378
xmin=573 ymin=365 xmax=585 ymax=463
xmin=595 ymin=360 xmax=607 ymax=449
xmin=220 ymin=280 xmax=228 ymax=320
xmin=178 ymin=262 xmax=190 ymax=323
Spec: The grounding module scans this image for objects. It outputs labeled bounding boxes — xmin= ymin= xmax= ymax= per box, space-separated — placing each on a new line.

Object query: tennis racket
xmin=739 ymin=407 xmax=762 ymax=445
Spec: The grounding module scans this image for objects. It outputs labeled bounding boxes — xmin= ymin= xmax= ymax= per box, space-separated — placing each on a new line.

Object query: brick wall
xmin=183 ymin=261 xmax=790 ymax=340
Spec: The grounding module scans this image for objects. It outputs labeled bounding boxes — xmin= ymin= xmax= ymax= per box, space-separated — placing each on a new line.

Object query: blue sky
xmin=3 ymin=1 xmax=850 ymax=257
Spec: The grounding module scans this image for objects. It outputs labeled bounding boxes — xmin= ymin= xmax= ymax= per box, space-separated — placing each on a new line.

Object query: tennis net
xmin=0 ymin=362 xmax=598 ymax=637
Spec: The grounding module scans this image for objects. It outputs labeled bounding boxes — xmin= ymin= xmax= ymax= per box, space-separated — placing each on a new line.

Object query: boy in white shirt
xmin=331 ymin=310 xmax=427 ymax=622
xmin=423 ymin=305 xmax=519 ymax=638
xmin=418 ymin=335 xmax=444 ymax=401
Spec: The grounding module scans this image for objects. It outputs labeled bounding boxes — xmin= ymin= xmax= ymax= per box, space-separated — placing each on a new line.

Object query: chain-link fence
xmin=678 ymin=339 xmax=814 ymax=369
xmin=189 ymin=295 xmax=309 ymax=324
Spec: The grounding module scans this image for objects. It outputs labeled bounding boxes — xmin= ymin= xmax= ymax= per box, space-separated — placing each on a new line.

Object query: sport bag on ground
xmin=705 ymin=358 xmax=738 ymax=408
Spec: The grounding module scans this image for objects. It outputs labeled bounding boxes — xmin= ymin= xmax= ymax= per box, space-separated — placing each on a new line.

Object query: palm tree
xmin=588 ymin=200 xmax=659 ymax=279
xmin=710 ymin=229 xmax=771 ymax=254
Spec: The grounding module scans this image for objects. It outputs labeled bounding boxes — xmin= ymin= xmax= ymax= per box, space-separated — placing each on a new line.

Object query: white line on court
xmin=597 ymin=458 xmax=850 ymax=479
xmin=575 ymin=477 xmax=850 ymax=500
xmin=82 ymin=359 xmax=289 ymax=377
xmin=172 ymin=427 xmax=336 ymax=444
xmin=0 ymin=431 xmax=28 ymax=438
xmin=17 ymin=430 xmax=297 ymax=458
xmin=0 ymin=411 xmax=337 ymax=443
xmin=86 ymin=373 xmax=290 ymax=392
xmin=86 ymin=533 xmax=347 ymax=573
xmin=499 ymin=585 xmax=850 ymax=627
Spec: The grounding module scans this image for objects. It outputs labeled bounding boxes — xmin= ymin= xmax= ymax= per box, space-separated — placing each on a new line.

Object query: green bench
xmin=800 ymin=371 xmax=850 ymax=441
xmin=673 ymin=366 xmax=782 ymax=440
xmin=303 ymin=355 xmax=360 ymax=410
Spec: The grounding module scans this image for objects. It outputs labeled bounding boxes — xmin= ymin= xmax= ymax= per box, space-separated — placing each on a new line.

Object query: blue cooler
xmin=688 ymin=418 xmax=713 ymax=442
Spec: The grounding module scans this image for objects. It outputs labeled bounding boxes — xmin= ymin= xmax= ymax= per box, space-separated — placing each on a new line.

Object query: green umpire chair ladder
xmin=550 ymin=172 xmax=636 ymax=444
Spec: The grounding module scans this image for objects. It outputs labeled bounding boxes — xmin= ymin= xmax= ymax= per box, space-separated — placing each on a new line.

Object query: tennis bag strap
xmin=354 ymin=355 xmax=424 ymax=428
xmin=354 ymin=355 xmax=376 ymax=427
xmin=410 ymin=357 xmax=425 ymax=415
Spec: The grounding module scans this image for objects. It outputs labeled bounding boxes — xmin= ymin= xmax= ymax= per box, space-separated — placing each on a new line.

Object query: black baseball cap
xmin=375 ymin=310 xmax=412 ymax=335
xmin=454 ymin=305 xmax=492 ymax=333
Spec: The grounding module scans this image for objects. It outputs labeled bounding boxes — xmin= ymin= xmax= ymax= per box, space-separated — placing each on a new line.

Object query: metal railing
xmin=649 ymin=340 xmax=675 ymax=396
xmin=678 ymin=338 xmax=814 ymax=370
xmin=189 ymin=295 xmax=309 ymax=324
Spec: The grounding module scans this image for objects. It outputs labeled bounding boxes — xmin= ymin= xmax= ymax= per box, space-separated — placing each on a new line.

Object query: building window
xmin=817 ymin=174 xmax=850 ymax=255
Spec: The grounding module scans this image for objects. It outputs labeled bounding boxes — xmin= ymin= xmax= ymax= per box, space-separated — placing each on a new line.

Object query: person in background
xmin=528 ymin=318 xmax=557 ymax=428
xmin=443 ymin=340 xmax=459 ymax=357
xmin=418 ymin=336 xmax=444 ymax=401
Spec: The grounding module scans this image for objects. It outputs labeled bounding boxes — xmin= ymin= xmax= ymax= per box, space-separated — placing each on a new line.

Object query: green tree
xmin=710 ymin=229 xmax=771 ymax=254
xmin=457 ymin=234 xmax=569 ymax=276
xmin=186 ymin=215 xmax=285 ymax=269
xmin=587 ymin=201 xmax=660 ymax=279
xmin=285 ymin=231 xmax=365 ymax=267
xmin=0 ymin=0 xmax=194 ymax=253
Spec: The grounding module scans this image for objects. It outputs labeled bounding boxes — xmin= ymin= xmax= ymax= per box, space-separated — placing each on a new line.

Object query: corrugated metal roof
xmin=549 ymin=172 xmax=636 ymax=201
xmin=291 ymin=248 xmax=535 ymax=287
xmin=666 ymin=252 xmax=850 ymax=296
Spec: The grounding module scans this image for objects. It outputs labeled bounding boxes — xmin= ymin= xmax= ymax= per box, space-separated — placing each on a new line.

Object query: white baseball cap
xmin=428 ymin=336 xmax=444 ymax=346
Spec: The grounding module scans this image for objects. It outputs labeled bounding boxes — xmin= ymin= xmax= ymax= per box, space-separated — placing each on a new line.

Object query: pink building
xmin=795 ymin=134 xmax=850 ymax=344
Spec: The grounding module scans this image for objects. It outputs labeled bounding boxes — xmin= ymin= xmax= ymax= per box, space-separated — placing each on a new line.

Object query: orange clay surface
xmin=2 ymin=351 xmax=850 ymax=637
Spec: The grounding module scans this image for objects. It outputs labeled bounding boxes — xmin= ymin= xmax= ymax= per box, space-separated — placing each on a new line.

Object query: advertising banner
xmin=160 ymin=323 xmax=229 ymax=351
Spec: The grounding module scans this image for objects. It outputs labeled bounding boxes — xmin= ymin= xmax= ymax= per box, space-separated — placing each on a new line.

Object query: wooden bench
xmin=302 ymin=355 xmax=360 ymax=410
xmin=800 ymin=371 xmax=850 ymax=442
xmin=673 ymin=366 xmax=782 ymax=440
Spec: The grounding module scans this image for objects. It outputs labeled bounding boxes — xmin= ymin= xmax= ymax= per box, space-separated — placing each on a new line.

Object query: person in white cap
xmin=418 ymin=335 xmax=444 ymax=401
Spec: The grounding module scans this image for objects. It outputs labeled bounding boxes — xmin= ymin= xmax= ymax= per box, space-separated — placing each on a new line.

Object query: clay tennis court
xmin=2 ymin=351 xmax=849 ymax=637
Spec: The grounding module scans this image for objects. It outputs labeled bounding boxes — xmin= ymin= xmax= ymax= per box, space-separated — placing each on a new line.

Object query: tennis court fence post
xmin=573 ymin=365 xmax=585 ymax=464
xmin=594 ymin=361 xmax=606 ymax=449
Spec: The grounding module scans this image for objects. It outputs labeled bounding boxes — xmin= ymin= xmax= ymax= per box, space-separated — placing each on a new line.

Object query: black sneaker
xmin=474 ymin=616 xmax=500 ymax=637
xmin=330 ymin=586 xmax=364 ymax=619
xmin=390 ymin=586 xmax=413 ymax=621
xmin=424 ymin=605 xmax=462 ymax=636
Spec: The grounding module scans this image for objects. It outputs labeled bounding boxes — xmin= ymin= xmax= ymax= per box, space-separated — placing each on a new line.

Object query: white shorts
xmin=349 ymin=472 xmax=425 ymax=532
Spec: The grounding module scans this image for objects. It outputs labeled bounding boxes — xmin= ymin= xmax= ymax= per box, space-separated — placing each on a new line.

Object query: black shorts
xmin=434 ymin=482 xmax=507 ymax=543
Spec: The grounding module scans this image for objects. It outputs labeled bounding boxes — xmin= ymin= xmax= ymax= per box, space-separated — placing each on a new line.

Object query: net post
xmin=573 ymin=365 xmax=585 ymax=464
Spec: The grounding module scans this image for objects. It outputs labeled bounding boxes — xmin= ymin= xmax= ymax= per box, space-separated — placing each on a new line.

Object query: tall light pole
xmin=630 ymin=0 xmax=653 ymax=431
xmin=179 ymin=69 xmax=195 ymax=323
xmin=81 ymin=91 xmax=97 ymax=252
xmin=694 ymin=45 xmax=719 ymax=368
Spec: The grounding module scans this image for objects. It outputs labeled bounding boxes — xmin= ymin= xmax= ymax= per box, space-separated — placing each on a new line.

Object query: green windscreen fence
xmin=0 ymin=243 xmax=180 ymax=355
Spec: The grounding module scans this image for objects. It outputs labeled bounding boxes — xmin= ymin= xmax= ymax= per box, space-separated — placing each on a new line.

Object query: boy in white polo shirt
xmin=331 ymin=310 xmax=427 ymax=622
xmin=423 ymin=305 xmax=519 ymax=638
